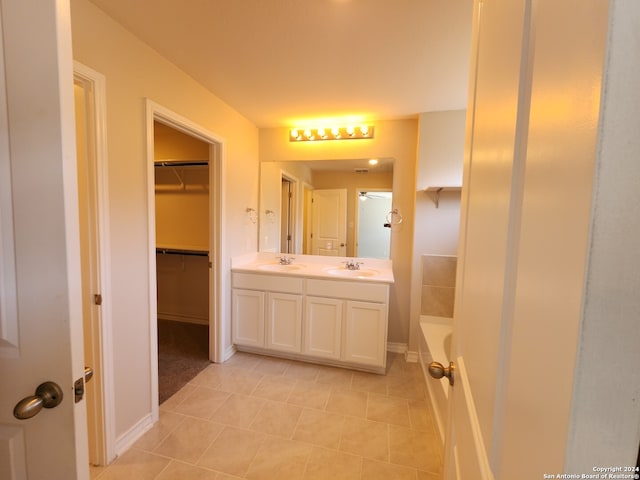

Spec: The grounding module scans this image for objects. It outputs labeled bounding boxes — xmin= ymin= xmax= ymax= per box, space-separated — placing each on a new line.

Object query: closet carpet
xmin=157 ymin=319 xmax=210 ymax=404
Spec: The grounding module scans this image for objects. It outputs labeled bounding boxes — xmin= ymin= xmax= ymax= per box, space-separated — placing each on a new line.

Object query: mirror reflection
xmin=259 ymin=158 xmax=394 ymax=258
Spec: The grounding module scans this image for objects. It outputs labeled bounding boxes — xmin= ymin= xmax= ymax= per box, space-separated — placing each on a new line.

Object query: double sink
xmin=257 ymin=262 xmax=379 ymax=278
xmin=232 ymin=254 xmax=394 ymax=283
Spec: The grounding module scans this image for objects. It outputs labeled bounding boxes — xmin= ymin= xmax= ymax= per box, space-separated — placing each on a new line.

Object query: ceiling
xmin=88 ymin=0 xmax=474 ymax=128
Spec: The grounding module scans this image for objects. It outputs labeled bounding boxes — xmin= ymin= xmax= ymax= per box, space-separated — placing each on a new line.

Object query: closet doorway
xmin=147 ymin=103 xmax=222 ymax=410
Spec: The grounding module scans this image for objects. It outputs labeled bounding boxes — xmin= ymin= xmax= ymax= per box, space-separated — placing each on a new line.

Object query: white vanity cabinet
xmin=231 ymin=268 xmax=390 ymax=372
xmin=232 ymin=273 xmax=304 ymax=352
xmin=304 ymin=296 xmax=343 ymax=360
xmin=305 ymin=279 xmax=389 ymax=368
xmin=266 ymin=292 xmax=303 ymax=353
xmin=343 ymin=301 xmax=387 ymax=367
xmin=231 ymin=288 xmax=265 ymax=347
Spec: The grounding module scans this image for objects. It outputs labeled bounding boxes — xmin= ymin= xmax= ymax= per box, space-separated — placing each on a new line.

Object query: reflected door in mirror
xmin=310 ymin=189 xmax=347 ymax=256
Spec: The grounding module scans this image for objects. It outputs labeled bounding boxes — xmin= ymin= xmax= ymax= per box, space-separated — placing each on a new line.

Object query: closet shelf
xmin=424 ymin=186 xmax=462 ymax=208
xmin=154 ymin=160 xmax=209 ymax=190
xmin=156 ymin=247 xmax=209 ymax=257
xmin=154 ymin=160 xmax=208 ymax=167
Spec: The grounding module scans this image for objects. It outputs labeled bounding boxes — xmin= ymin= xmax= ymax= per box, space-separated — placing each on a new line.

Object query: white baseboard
xmin=387 ymin=342 xmax=408 ymax=354
xmin=405 ymin=350 xmax=419 ymax=363
xmin=221 ymin=343 xmax=236 ymax=362
xmin=114 ymin=413 xmax=155 ymax=457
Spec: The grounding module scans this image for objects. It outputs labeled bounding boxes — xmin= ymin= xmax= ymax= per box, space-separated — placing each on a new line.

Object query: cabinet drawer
xmin=306 ymin=279 xmax=388 ymax=303
xmin=232 ymin=272 xmax=304 ymax=294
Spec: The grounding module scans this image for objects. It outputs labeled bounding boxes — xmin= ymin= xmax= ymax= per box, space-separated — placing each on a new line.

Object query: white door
xmin=311 ymin=189 xmax=347 ymax=256
xmin=0 ymin=1 xmax=89 ymax=479
xmin=442 ymin=1 xmax=528 ymax=476
xmin=442 ymin=0 xmax=611 ymax=478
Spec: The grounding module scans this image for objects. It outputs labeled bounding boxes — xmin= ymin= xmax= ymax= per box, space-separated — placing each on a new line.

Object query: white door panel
xmin=311 ymin=189 xmax=347 ymax=256
xmin=445 ymin=0 xmax=612 ymax=478
xmin=0 ymin=1 xmax=88 ymax=477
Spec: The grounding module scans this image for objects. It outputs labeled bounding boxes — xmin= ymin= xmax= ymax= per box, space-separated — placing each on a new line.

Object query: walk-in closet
xmin=154 ymin=121 xmax=210 ymax=403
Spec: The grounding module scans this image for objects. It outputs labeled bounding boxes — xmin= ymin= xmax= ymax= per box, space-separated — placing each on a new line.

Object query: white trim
xmin=386 ymin=342 xmax=408 ymax=354
xmin=73 ymin=62 xmax=116 ymax=466
xmin=222 ymin=343 xmax=237 ymax=363
xmin=404 ymin=350 xmax=419 ymax=363
xmin=114 ymin=413 xmax=155 ymax=457
xmin=456 ymin=357 xmax=495 ymax=480
xmin=145 ymin=100 xmax=226 ymax=430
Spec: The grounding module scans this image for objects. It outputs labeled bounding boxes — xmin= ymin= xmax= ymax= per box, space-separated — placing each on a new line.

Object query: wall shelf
xmin=424 ymin=186 xmax=462 ymax=208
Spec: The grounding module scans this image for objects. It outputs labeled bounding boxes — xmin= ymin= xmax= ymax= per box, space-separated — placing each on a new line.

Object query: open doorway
xmin=145 ymin=101 xmax=223 ymax=419
xmin=153 ymin=121 xmax=211 ymax=403
xmin=280 ymin=175 xmax=296 ymax=254
xmin=355 ymin=190 xmax=392 ymax=259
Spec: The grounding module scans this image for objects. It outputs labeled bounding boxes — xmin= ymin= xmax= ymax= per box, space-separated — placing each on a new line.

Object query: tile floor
xmin=90 ymin=352 xmax=442 ymax=480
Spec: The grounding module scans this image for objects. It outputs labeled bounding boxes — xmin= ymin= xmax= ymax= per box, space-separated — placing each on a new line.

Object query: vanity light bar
xmin=289 ymin=126 xmax=374 ymax=142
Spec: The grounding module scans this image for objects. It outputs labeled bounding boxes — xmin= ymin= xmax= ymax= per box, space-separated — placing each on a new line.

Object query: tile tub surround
xmin=421 ymin=255 xmax=457 ymax=318
xmin=91 ymin=352 xmax=442 ymax=480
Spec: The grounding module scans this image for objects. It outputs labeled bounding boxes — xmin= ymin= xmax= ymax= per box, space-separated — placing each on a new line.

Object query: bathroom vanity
xmin=230 ymin=253 xmax=394 ymax=373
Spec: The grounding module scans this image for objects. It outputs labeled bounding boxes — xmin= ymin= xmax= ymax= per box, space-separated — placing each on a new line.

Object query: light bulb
xmin=360 ymin=125 xmax=369 ymax=136
xmin=346 ymin=126 xmax=355 ymax=136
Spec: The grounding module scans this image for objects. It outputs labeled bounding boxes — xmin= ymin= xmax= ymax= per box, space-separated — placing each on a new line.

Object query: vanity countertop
xmin=231 ymin=252 xmax=395 ymax=284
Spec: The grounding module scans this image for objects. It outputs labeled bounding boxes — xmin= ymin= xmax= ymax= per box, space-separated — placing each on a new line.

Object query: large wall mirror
xmin=259 ymin=158 xmax=395 ymax=258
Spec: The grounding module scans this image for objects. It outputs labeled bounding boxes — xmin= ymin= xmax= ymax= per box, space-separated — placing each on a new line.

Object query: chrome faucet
xmin=343 ymin=260 xmax=362 ymax=270
xmin=278 ymin=256 xmax=295 ymax=265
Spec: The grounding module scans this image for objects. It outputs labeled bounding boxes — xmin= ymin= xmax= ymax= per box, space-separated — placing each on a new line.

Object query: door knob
xmin=13 ymin=381 xmax=64 ymax=420
xmin=428 ymin=361 xmax=455 ymax=386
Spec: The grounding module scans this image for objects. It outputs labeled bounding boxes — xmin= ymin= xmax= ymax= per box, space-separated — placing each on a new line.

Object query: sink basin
xmin=325 ymin=268 xmax=379 ymax=278
xmin=256 ymin=263 xmax=305 ymax=272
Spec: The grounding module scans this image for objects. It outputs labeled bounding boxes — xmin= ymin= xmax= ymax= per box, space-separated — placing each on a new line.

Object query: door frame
xmin=145 ymin=100 xmax=224 ymax=422
xmin=279 ymin=171 xmax=298 ymax=254
xmin=73 ymin=62 xmax=116 ymax=466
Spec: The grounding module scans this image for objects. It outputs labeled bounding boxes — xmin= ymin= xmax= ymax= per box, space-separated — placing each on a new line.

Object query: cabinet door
xmin=232 ymin=289 xmax=265 ymax=347
xmin=304 ymin=296 xmax=343 ymax=360
xmin=266 ymin=292 xmax=302 ymax=353
xmin=343 ymin=301 xmax=387 ymax=367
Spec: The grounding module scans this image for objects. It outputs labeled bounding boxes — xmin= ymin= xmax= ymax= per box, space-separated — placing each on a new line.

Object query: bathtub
xmin=418 ymin=315 xmax=452 ymax=445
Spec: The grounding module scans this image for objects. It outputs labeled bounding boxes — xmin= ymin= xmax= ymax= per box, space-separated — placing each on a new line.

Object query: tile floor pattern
xmin=91 ymin=352 xmax=442 ymax=480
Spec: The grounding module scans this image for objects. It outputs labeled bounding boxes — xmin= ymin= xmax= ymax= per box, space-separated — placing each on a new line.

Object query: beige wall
xmin=71 ymin=0 xmax=259 ymax=443
xmin=259 ymin=120 xmax=418 ymax=345
xmin=409 ymin=110 xmax=466 ymax=353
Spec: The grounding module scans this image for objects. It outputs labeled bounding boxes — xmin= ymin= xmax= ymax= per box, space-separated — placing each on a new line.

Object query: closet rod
xmin=156 ymin=248 xmax=209 ymax=257
xmin=154 ymin=160 xmax=209 ymax=167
